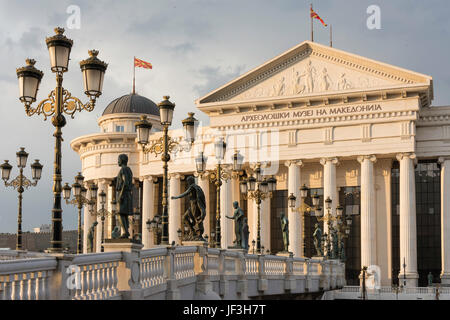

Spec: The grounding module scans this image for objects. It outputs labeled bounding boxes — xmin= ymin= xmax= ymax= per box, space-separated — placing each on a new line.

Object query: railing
xmin=140 ymin=248 xmax=168 ymax=288
xmin=0 ymin=257 xmax=57 ymax=300
xmin=0 ymin=246 xmax=345 ymax=300
xmin=264 ymin=256 xmax=286 ymax=275
xmin=173 ymin=246 xmax=196 ymax=280
xmin=293 ymin=258 xmax=306 ymax=276
xmin=70 ymin=252 xmax=122 ymax=300
xmin=245 ymin=255 xmax=259 ymax=275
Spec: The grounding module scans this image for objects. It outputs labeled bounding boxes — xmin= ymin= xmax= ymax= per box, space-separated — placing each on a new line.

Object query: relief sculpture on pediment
xmin=229 ymin=57 xmax=399 ymax=102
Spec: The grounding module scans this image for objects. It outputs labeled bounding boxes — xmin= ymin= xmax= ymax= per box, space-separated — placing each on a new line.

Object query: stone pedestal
xmin=103 ymin=238 xmax=143 ymax=253
xmin=103 ymin=239 xmax=143 ymax=299
xmin=276 ymin=251 xmax=293 ymax=257
xmin=182 ymin=241 xmax=207 ymax=247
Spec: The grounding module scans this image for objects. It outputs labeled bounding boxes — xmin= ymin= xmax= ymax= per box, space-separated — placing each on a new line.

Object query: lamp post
xmin=146 ymin=214 xmax=162 ymax=245
xmin=288 ymin=184 xmax=320 ymax=257
xmin=62 ymin=173 xmax=97 ymax=254
xmin=1 ymin=148 xmax=43 ymax=250
xmin=16 ymin=27 xmax=107 ymax=252
xmin=195 ymin=138 xmax=237 ymax=248
xmin=312 ymin=196 xmax=351 ymax=259
xmin=240 ymin=164 xmax=276 ymax=254
xmin=135 ymin=100 xmax=197 ymax=245
xmin=89 ymin=190 xmax=115 ymax=252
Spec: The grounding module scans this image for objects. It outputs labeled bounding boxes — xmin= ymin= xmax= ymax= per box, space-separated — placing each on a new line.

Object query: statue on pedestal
xmin=313 ymin=223 xmax=323 ymax=256
xmin=226 ymin=201 xmax=245 ymax=248
xmin=242 ymin=217 xmax=250 ymax=251
xmin=171 ymin=176 xmax=206 ymax=241
xmin=87 ymin=221 xmax=98 ymax=253
xmin=428 ymin=272 xmax=434 ymax=287
xmin=331 ymin=228 xmax=339 ymax=259
xmin=111 ymin=226 xmax=120 ymax=239
xmin=280 ymin=212 xmax=289 ymax=252
xmin=116 ymin=154 xmax=133 ymax=239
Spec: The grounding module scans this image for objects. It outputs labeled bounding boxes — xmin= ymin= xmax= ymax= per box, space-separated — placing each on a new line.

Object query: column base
xmin=440 ymin=272 xmax=450 ymax=285
xmin=398 ymin=272 xmax=419 ymax=287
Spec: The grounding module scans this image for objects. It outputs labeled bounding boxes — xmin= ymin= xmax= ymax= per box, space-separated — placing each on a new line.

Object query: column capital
xmin=141 ymin=175 xmax=154 ymax=181
xmin=396 ymin=153 xmax=416 ymax=161
xmin=438 ymin=156 xmax=450 ymax=164
xmin=284 ymin=160 xmax=304 ymax=168
xmin=169 ymin=173 xmax=182 ymax=180
xmin=357 ymin=155 xmax=377 ymax=164
xmin=320 ymin=157 xmax=339 ymax=166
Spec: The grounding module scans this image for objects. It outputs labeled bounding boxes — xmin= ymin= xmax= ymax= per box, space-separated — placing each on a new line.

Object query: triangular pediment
xmin=197 ymin=41 xmax=432 ymax=104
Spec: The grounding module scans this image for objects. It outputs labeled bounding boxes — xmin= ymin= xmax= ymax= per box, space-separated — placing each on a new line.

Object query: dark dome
xmin=102 ymin=93 xmax=159 ymax=116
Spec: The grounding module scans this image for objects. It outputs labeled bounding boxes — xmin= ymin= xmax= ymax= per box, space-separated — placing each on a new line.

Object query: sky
xmin=0 ymin=0 xmax=449 ymax=234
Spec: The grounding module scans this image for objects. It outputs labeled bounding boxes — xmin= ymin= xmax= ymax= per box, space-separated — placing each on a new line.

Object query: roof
xmin=102 ymin=93 xmax=159 ymax=116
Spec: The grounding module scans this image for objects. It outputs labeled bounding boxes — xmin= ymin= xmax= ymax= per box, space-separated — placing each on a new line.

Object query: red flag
xmin=134 ymin=57 xmax=152 ymax=69
xmin=310 ymin=7 xmax=327 ymax=27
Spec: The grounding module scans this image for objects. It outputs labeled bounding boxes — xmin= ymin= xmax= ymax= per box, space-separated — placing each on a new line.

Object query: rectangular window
xmin=115 ymin=125 xmax=124 ymax=132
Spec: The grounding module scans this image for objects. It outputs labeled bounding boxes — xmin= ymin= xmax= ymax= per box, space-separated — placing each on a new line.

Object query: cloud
xmin=193 ymin=65 xmax=246 ymax=98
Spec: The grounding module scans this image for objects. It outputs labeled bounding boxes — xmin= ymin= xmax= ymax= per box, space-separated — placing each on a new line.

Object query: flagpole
xmin=310 ymin=3 xmax=314 ymax=42
xmin=330 ymin=24 xmax=333 ymax=47
xmin=133 ymin=56 xmax=136 ymax=94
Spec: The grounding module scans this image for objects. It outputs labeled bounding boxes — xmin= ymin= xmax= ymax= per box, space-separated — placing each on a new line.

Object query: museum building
xmin=71 ymin=40 xmax=450 ymax=287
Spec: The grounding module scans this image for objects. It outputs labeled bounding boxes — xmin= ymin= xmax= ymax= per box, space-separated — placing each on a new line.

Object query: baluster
xmin=36 ymin=272 xmax=45 ymax=300
xmin=12 ymin=274 xmax=21 ymax=300
xmin=28 ymin=273 xmax=36 ymax=300
xmin=2 ymin=276 xmax=12 ymax=300
xmin=106 ymin=263 xmax=112 ymax=298
xmin=80 ymin=266 xmax=88 ymax=299
xmin=143 ymin=258 xmax=149 ymax=287
xmin=88 ymin=266 xmax=94 ymax=299
xmin=97 ymin=265 xmax=103 ymax=299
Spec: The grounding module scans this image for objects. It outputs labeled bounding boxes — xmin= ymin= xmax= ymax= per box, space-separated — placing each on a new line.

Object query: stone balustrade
xmin=0 ymin=245 xmax=345 ymax=300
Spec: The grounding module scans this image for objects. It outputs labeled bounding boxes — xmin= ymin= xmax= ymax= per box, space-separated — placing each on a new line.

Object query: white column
xmin=220 ymin=178 xmax=233 ymax=249
xmin=285 ymin=160 xmax=303 ymax=257
xmin=169 ymin=173 xmax=181 ymax=244
xmin=260 ymin=197 xmax=271 ymax=253
xmin=439 ymin=157 xmax=450 ymax=284
xmin=320 ymin=158 xmax=339 ymax=231
xmin=197 ymin=175 xmax=210 ymax=237
xmin=106 ymin=182 xmax=114 ymax=239
xmin=82 ymin=205 xmax=92 ymax=254
xmin=357 ymin=155 xmax=377 ymax=268
xmin=396 ymin=153 xmax=418 ymax=287
xmin=142 ymin=176 xmax=154 ymax=249
xmin=96 ymin=180 xmax=107 ymax=253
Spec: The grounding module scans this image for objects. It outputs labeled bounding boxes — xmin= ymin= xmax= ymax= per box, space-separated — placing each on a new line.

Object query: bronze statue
xmin=171 ymin=176 xmax=206 ymax=241
xmin=428 ymin=272 xmax=434 ymax=287
xmin=313 ymin=223 xmax=323 ymax=256
xmin=280 ymin=212 xmax=289 ymax=252
xmin=111 ymin=226 xmax=120 ymax=239
xmin=331 ymin=228 xmax=339 ymax=259
xmin=116 ymin=154 xmax=133 ymax=238
xmin=226 ymin=201 xmax=245 ymax=248
xmin=87 ymin=221 xmax=98 ymax=253
xmin=242 ymin=217 xmax=249 ymax=251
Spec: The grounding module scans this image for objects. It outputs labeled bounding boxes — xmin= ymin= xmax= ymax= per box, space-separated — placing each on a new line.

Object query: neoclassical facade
xmin=71 ymin=40 xmax=450 ymax=287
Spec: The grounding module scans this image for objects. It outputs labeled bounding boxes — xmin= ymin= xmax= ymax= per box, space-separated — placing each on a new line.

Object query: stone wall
xmin=0 ymin=230 xmax=78 ymax=253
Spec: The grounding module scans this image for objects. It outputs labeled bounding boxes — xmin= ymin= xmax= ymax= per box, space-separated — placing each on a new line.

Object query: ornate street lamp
xmin=89 ymin=189 xmax=114 ymax=252
xmin=1 ymin=148 xmax=43 ymax=250
xmin=63 ymin=174 xmax=97 ymax=254
xmin=135 ymin=97 xmax=197 ymax=245
xmin=146 ymin=214 xmax=162 ymax=245
xmin=288 ymin=185 xmax=313 ymax=257
xmin=240 ymin=163 xmax=276 ymax=254
xmin=16 ymin=27 xmax=107 ymax=252
xmin=195 ymin=137 xmax=230 ymax=247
